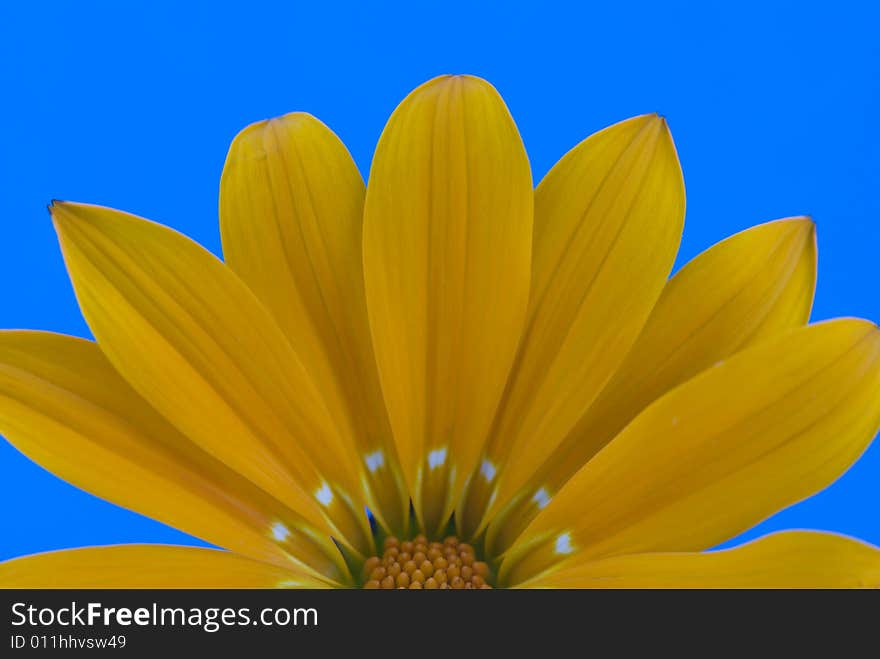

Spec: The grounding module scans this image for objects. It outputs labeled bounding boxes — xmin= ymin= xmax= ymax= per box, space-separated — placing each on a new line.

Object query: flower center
xmin=361 ymin=534 xmax=493 ymax=589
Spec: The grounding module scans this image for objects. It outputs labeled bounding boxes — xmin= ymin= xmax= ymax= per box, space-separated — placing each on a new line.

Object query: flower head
xmin=2 ymin=75 xmax=880 ymax=588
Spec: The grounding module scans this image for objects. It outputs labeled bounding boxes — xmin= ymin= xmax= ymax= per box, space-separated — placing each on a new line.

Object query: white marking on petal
xmin=532 ymin=487 xmax=552 ymax=510
xmin=480 ymin=459 xmax=497 ymax=482
xmin=365 ymin=449 xmax=385 ymax=472
xmin=270 ymin=521 xmax=291 ymax=542
xmin=555 ymin=532 xmax=574 ymax=555
xmin=278 ymin=580 xmax=305 ymax=588
xmin=315 ymin=482 xmax=333 ymax=506
xmin=428 ymin=447 xmax=447 ymax=470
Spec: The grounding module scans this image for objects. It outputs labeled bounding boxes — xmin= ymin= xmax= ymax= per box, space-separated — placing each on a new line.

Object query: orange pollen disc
xmin=361 ymin=534 xmax=493 ymax=589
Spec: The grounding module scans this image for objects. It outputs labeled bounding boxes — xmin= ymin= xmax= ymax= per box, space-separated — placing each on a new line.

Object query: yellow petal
xmin=499 ymin=319 xmax=880 ymax=586
xmin=521 ymin=531 xmax=880 ymax=588
xmin=486 ymin=217 xmax=816 ymax=554
xmin=362 ymin=75 xmax=533 ymax=535
xmin=51 ymin=201 xmax=372 ymax=556
xmin=220 ymin=113 xmax=408 ymax=534
xmin=0 ymin=545 xmax=332 ymax=588
xmin=0 ymin=331 xmax=348 ymax=583
xmin=458 ymin=114 xmax=686 ymax=537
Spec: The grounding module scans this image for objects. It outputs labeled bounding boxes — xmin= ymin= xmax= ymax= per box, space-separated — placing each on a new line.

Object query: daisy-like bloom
xmin=2 ymin=74 xmax=880 ymax=589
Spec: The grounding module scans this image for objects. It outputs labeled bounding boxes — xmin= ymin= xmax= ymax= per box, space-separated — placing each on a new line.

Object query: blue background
xmin=1 ymin=1 xmax=878 ymax=560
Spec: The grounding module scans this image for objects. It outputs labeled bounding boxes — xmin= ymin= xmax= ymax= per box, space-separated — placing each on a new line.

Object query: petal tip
xmin=785 ymin=214 xmax=815 ymax=226
xmin=633 ymin=113 xmax=676 ymax=154
xmin=229 ymin=112 xmax=328 ymax=162
xmin=773 ymin=215 xmax=816 ymax=238
xmin=47 ymin=199 xmax=70 ymax=215
xmin=420 ymin=73 xmax=496 ymax=97
xmin=644 ymin=112 xmax=667 ymax=128
xmin=48 ymin=199 xmax=75 ymax=226
xmin=266 ymin=111 xmax=319 ymax=128
xmin=48 ymin=200 xmax=95 ymax=231
xmin=230 ymin=118 xmax=273 ymax=147
xmin=800 ymin=215 xmax=817 ymax=238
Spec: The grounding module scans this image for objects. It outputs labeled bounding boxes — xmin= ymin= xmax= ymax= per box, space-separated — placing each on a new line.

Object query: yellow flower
xmin=2 ymin=75 xmax=880 ymax=589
